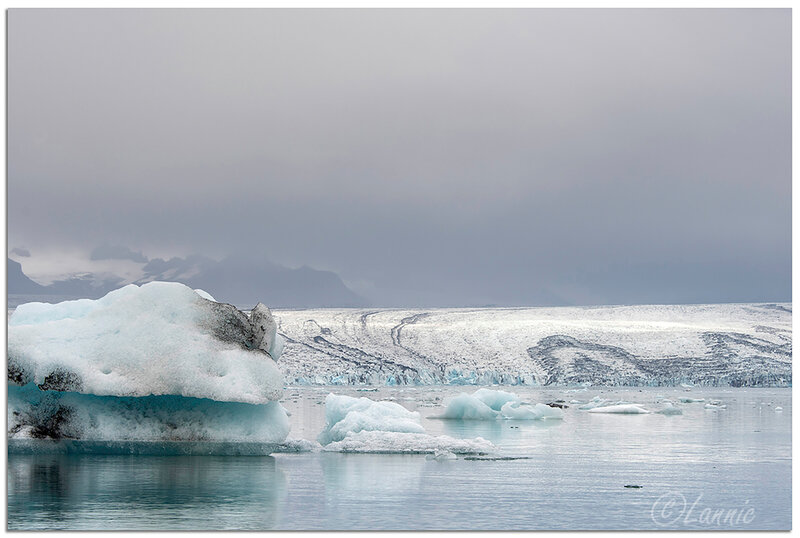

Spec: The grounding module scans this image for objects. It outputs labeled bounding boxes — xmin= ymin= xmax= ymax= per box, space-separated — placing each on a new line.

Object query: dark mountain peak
xmin=8 ymin=258 xmax=47 ymax=294
xmin=137 ymin=254 xmax=366 ymax=308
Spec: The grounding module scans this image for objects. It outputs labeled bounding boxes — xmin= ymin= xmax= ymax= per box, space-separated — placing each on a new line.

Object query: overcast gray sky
xmin=8 ymin=8 xmax=791 ymax=306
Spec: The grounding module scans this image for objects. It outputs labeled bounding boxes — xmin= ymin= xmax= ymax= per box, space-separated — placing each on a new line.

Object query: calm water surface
xmin=7 ymin=387 xmax=791 ymax=530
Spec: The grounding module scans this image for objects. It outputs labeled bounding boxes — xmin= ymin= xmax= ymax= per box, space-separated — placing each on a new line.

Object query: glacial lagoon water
xmin=7 ymin=386 xmax=791 ymax=530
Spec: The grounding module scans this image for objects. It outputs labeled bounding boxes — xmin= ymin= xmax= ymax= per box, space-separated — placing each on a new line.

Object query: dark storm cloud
xmin=8 ymin=9 xmax=791 ymax=306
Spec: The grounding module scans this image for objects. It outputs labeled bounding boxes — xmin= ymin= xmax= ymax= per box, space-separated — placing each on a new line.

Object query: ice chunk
xmin=500 ymin=402 xmax=564 ymax=420
xmin=317 ymin=394 xmax=494 ymax=454
xmin=440 ymin=388 xmax=521 ymax=419
xmin=679 ymin=398 xmax=706 ymax=403
xmin=7 ymin=282 xmax=291 ymax=451
xmin=471 ymin=388 xmax=520 ymax=411
xmin=273 ymin=438 xmax=320 ymax=453
xmin=441 ymin=389 xmax=563 ymax=421
xmin=441 ymin=393 xmax=500 ymax=420
xmin=587 ymin=404 xmax=650 ymax=414
xmin=317 ymin=393 xmax=425 ymax=445
xmin=8 ymin=282 xmax=283 ymax=404
xmin=578 ymin=397 xmax=631 ymax=410
xmin=8 ymin=382 xmax=290 ymax=444
xmin=194 ymin=288 xmax=216 ymax=301
xmin=655 ymin=402 xmax=683 ymax=415
xmin=322 ymin=431 xmax=495 ymax=455
xmin=427 ymin=449 xmax=458 ymax=460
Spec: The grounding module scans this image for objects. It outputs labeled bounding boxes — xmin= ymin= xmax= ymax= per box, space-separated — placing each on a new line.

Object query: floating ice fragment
xmin=440 ymin=389 xmax=563 ymax=421
xmin=500 ymin=402 xmax=564 ymax=420
xmin=323 ymin=431 xmax=494 ymax=455
xmin=427 ymin=449 xmax=458 ymax=461
xmin=588 ymin=404 xmax=650 ymax=414
xmin=317 ymin=393 xmax=425 ymax=445
xmin=655 ymin=402 xmax=683 ymax=415
xmin=441 ymin=393 xmax=501 ymax=420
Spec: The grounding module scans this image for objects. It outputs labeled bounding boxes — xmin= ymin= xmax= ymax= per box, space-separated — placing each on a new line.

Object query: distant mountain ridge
xmin=8 ymin=254 xmax=366 ymax=308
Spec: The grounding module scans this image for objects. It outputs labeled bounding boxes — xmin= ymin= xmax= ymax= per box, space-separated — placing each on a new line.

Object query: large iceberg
xmin=8 ymin=282 xmax=290 ymax=453
xmin=317 ymin=393 xmax=495 ymax=454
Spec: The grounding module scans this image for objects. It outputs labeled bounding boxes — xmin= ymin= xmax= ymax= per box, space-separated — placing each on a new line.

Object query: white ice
xmin=322 ymin=431 xmax=494 ymax=455
xmin=655 ymin=402 xmax=683 ymax=415
xmin=194 ymin=288 xmax=217 ymax=301
xmin=587 ymin=404 xmax=650 ymax=414
xmin=317 ymin=393 xmax=426 ymax=445
xmin=317 ymin=393 xmax=496 ymax=454
xmin=274 ymin=304 xmax=791 ymax=387
xmin=441 ymin=389 xmax=563 ymax=420
xmin=8 ymin=282 xmax=284 ymax=404
xmin=500 ymin=402 xmax=564 ymax=420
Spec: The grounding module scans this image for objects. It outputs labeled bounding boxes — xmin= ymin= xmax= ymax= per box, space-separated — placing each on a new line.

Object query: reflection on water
xmin=321 ymin=453 xmax=424 ymax=497
xmin=8 ymin=455 xmax=286 ymax=530
xmin=7 ymin=387 xmax=792 ymax=530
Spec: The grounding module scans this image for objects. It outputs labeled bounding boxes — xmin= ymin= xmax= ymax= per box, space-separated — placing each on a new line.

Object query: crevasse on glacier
xmin=8 ymin=282 xmax=290 ymax=453
xmin=274 ymin=304 xmax=792 ymax=387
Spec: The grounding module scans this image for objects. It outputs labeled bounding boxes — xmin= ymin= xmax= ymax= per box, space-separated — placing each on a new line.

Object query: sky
xmin=8 ymin=8 xmax=791 ymax=307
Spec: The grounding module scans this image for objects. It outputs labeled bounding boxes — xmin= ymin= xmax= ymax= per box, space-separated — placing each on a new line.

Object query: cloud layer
xmin=8 ymin=9 xmax=791 ymax=306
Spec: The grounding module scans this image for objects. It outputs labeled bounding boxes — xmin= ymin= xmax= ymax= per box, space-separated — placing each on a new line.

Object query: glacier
xmin=272 ymin=304 xmax=791 ymax=387
xmin=7 ymin=282 xmax=290 ymax=453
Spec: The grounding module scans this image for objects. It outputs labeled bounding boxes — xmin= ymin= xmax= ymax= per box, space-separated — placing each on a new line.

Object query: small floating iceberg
xmin=655 ymin=402 xmax=683 ymax=415
xmin=578 ymin=397 xmax=632 ymax=411
xmin=440 ymin=389 xmax=561 ymax=420
xmin=440 ymin=389 xmax=519 ymax=420
xmin=8 ymin=282 xmax=290 ymax=454
xmin=323 ymin=431 xmax=494 ymax=455
xmin=317 ymin=393 xmax=495 ymax=454
xmin=499 ymin=402 xmax=564 ymax=420
xmin=317 ymin=393 xmax=425 ymax=445
xmin=587 ymin=404 xmax=650 ymax=414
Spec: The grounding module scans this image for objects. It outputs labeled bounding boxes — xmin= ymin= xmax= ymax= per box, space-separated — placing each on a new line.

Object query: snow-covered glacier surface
xmin=274 ymin=304 xmax=791 ymax=387
xmin=8 ymin=282 xmax=290 ymax=454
